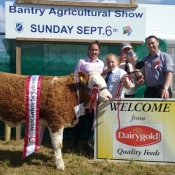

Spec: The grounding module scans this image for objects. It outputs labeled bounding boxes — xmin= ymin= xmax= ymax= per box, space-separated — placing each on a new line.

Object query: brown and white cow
xmin=0 ymin=71 xmax=112 ymax=170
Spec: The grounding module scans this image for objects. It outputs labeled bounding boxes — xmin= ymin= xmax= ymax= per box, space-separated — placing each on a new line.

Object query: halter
xmin=74 ymin=74 xmax=107 ymax=111
xmin=75 ymin=74 xmax=108 ymax=131
xmin=84 ymin=82 xmax=107 ymax=114
xmin=115 ymin=74 xmax=133 ymax=131
xmin=89 ymin=85 xmax=100 ymax=113
xmin=84 ymin=83 xmax=107 ymax=93
xmin=81 ymin=80 xmax=108 ymax=131
xmin=89 ymin=85 xmax=101 ymax=131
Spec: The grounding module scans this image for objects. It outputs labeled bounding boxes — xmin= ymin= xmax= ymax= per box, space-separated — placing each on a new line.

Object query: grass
xmin=0 ymin=139 xmax=175 ymax=175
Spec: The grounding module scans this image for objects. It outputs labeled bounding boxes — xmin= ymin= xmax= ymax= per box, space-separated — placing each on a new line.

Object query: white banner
xmin=5 ymin=1 xmax=146 ymax=42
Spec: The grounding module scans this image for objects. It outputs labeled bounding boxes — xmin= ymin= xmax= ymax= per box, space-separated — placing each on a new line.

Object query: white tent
xmin=139 ymin=4 xmax=175 ymax=44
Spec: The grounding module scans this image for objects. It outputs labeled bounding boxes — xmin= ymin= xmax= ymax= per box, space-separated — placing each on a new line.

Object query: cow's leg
xmin=49 ymin=127 xmax=65 ymax=170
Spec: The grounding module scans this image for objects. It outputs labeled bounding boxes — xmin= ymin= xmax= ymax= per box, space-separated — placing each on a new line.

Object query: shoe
xmin=87 ymin=140 xmax=94 ymax=150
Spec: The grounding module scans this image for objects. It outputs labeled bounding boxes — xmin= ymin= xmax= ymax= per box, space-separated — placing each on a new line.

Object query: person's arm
xmin=161 ymin=53 xmax=174 ymax=99
xmin=164 ymin=72 xmax=173 ymax=87
xmin=137 ymin=75 xmax=144 ymax=86
xmin=122 ymin=77 xmax=131 ymax=89
xmin=102 ymin=66 xmax=108 ymax=76
xmin=161 ymin=72 xmax=173 ymax=99
xmin=119 ymin=54 xmax=127 ymax=64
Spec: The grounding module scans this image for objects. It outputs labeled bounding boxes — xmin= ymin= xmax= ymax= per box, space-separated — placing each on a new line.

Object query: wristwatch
xmin=163 ymin=86 xmax=168 ymax=90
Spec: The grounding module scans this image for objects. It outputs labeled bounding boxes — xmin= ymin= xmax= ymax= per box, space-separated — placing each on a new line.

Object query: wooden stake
xmin=130 ymin=0 xmax=136 ymax=4
xmin=4 ymin=124 xmax=11 ymax=141
xmin=16 ymin=40 xmax=21 ymax=141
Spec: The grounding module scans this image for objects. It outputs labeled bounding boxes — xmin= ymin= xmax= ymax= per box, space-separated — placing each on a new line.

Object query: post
xmin=16 ymin=40 xmax=21 ymax=141
xmin=130 ymin=0 xmax=135 ymax=4
xmin=4 ymin=124 xmax=11 ymax=141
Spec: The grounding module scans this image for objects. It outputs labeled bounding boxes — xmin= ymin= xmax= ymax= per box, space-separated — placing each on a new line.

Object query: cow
xmin=0 ymin=71 xmax=112 ymax=170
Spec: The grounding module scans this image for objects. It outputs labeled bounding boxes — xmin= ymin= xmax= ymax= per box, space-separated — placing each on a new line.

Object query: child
xmin=105 ymin=53 xmax=131 ymax=98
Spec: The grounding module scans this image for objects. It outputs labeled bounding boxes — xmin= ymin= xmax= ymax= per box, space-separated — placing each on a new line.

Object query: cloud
xmin=0 ymin=5 xmax=5 ymax=32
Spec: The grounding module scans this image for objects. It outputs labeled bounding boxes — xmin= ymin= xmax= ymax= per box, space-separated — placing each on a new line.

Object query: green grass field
xmin=0 ymin=139 xmax=175 ymax=175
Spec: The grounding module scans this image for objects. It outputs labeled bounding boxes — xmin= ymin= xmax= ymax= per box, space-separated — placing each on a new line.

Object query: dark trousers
xmin=144 ymin=86 xmax=172 ymax=98
xmin=74 ymin=109 xmax=94 ymax=142
xmin=124 ymin=94 xmax=135 ymax=98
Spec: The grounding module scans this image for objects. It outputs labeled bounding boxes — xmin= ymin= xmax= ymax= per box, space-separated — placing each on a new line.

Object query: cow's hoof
xmin=56 ymin=160 xmax=65 ymax=171
xmin=57 ymin=167 xmax=65 ymax=171
xmin=57 ymin=166 xmax=65 ymax=171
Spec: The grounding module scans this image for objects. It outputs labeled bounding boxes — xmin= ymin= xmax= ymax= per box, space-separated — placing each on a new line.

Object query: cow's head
xmin=78 ymin=71 xmax=112 ymax=102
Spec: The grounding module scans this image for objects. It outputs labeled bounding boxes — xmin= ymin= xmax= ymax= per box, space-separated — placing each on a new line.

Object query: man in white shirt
xmin=119 ymin=42 xmax=142 ymax=97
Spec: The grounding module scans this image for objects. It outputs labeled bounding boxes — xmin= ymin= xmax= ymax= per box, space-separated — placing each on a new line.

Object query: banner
xmin=95 ymin=99 xmax=175 ymax=163
xmin=5 ymin=1 xmax=146 ymax=42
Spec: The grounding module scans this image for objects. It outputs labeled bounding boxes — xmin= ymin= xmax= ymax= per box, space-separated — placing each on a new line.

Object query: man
xmin=141 ymin=35 xmax=174 ymax=99
xmin=119 ymin=42 xmax=142 ymax=98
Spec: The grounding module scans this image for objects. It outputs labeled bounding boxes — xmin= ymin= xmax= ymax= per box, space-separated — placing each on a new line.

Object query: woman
xmin=74 ymin=40 xmax=104 ymax=149
xmin=74 ymin=41 xmax=104 ymax=75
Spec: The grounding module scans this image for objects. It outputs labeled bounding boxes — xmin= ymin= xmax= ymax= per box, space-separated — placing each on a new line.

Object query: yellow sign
xmin=95 ymin=99 xmax=175 ymax=162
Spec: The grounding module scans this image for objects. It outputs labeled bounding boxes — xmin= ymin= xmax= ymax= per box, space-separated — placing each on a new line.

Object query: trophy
xmin=127 ymin=51 xmax=138 ymax=62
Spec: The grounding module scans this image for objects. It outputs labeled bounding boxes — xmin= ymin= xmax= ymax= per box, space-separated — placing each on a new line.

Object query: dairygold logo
xmin=116 ymin=125 xmax=161 ymax=147
xmin=133 ymin=127 xmax=143 ymax=135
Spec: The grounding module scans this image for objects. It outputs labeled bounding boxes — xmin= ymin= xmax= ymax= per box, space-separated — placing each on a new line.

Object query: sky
xmin=0 ymin=0 xmax=175 ymax=32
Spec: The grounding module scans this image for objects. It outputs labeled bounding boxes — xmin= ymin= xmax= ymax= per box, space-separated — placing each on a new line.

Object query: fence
xmin=0 ymin=32 xmax=167 ymax=139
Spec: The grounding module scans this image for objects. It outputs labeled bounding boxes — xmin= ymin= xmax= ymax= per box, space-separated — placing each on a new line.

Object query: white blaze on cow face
xmin=88 ymin=71 xmax=112 ymax=102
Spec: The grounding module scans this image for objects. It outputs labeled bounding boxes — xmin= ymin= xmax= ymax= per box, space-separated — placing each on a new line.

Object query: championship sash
xmin=22 ymin=75 xmax=44 ymax=158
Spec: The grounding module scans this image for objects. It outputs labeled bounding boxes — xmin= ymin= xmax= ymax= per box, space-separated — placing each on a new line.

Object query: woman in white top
xmin=73 ymin=40 xmax=104 ymax=150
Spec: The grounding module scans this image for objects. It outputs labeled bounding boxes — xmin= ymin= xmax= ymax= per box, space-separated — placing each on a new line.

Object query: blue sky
xmin=0 ymin=0 xmax=175 ymax=32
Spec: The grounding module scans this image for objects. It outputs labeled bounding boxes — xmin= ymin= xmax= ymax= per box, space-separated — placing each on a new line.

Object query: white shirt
xmin=74 ymin=56 xmax=104 ymax=74
xmin=107 ymin=67 xmax=128 ymax=98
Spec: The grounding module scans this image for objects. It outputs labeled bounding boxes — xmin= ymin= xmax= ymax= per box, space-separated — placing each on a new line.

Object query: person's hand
xmin=137 ymin=77 xmax=144 ymax=86
xmin=122 ymin=76 xmax=128 ymax=84
xmin=161 ymin=89 xmax=170 ymax=99
xmin=120 ymin=54 xmax=128 ymax=63
xmin=121 ymin=75 xmax=131 ymax=89
xmin=121 ymin=74 xmax=128 ymax=83
xmin=102 ymin=66 xmax=108 ymax=76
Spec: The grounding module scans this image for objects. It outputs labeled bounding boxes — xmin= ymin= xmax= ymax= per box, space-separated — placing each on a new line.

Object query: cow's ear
xmin=78 ymin=71 xmax=89 ymax=84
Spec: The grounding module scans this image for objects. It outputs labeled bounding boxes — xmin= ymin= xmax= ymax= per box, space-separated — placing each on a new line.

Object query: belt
xmin=147 ymin=85 xmax=163 ymax=89
xmin=125 ymin=94 xmax=135 ymax=98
